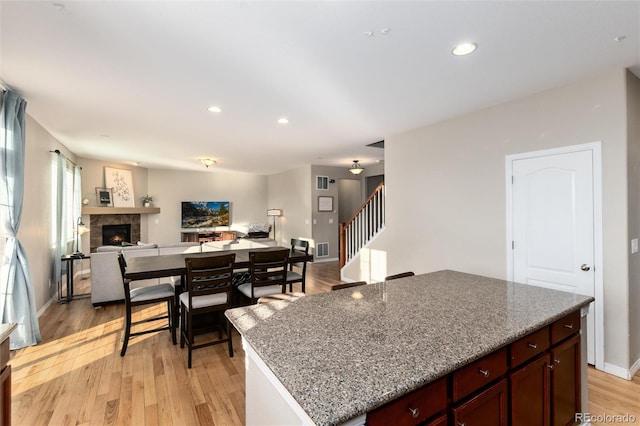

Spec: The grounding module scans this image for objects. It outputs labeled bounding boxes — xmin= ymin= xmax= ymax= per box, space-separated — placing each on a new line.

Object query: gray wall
xmin=19 ymin=115 xmax=78 ymax=312
xmin=628 ymin=69 xmax=640 ymax=367
xmin=267 ymin=166 xmax=313 ymax=246
xmin=346 ymin=68 xmax=635 ymax=371
xmin=147 ymin=169 xmax=268 ymax=244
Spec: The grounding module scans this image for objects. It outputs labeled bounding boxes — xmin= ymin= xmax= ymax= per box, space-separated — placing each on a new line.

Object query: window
xmin=316 ymin=176 xmax=329 ymax=190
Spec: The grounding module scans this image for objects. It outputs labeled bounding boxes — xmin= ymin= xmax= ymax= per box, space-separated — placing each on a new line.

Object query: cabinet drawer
xmin=367 ymin=377 xmax=447 ymax=426
xmin=453 ymin=347 xmax=507 ymax=402
xmin=510 ymin=327 xmax=550 ymax=368
xmin=453 ymin=379 xmax=508 ymax=426
xmin=551 ymin=311 xmax=580 ymax=344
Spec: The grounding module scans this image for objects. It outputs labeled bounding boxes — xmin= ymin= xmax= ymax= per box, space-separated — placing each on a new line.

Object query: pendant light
xmin=348 ymin=160 xmax=364 ymax=175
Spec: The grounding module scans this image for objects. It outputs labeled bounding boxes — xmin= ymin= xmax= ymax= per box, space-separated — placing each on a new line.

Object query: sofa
xmin=90 ymin=238 xmax=277 ymax=306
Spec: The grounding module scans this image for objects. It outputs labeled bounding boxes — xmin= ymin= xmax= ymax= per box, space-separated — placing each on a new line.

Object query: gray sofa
xmin=90 ymin=239 xmax=277 ymax=306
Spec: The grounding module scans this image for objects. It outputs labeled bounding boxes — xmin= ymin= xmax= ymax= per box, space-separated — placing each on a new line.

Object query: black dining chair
xmin=237 ymin=249 xmax=289 ymax=304
xmin=118 ymin=253 xmax=176 ymax=356
xmin=286 ymin=239 xmax=310 ymax=292
xmin=180 ymin=254 xmax=235 ymax=368
xmin=385 ymin=271 xmax=415 ymax=281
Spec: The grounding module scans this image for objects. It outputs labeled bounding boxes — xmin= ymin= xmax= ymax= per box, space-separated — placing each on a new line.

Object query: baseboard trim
xmin=314 ymin=257 xmax=338 ymax=263
xmin=602 ymin=362 xmax=632 ymax=380
xmin=629 ymin=356 xmax=640 ymax=379
xmin=37 ymin=297 xmax=55 ymax=318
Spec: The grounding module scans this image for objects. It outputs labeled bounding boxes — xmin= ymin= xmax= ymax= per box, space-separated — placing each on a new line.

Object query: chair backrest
xmin=185 ymin=254 xmax=235 ymax=309
xmin=385 ymin=271 xmax=415 ymax=281
xmin=331 ymin=281 xmax=367 ymax=291
xmin=249 ymin=249 xmax=290 ymax=298
xmin=117 ymin=253 xmax=133 ymax=304
xmin=290 ymin=238 xmax=309 ymax=269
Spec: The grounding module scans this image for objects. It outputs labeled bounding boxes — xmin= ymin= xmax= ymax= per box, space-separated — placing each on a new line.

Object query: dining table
xmin=123 ymin=245 xmax=313 ymax=283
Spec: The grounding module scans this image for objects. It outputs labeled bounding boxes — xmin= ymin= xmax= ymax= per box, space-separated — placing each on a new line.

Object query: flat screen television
xmin=181 ymin=201 xmax=230 ymax=228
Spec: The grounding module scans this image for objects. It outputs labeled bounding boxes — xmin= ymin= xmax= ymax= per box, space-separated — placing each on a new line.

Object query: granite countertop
xmin=0 ymin=323 xmax=17 ymax=343
xmin=225 ymin=270 xmax=594 ymax=426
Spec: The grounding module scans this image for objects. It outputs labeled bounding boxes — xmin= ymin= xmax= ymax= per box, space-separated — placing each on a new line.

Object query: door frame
xmin=505 ymin=141 xmax=603 ymax=370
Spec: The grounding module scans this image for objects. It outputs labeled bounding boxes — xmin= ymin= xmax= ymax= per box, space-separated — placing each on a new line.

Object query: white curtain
xmin=0 ymin=90 xmax=41 ymax=349
xmin=51 ymin=154 xmax=69 ymax=284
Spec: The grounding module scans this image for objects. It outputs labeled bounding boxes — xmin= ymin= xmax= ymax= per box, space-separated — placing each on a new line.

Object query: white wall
xmin=356 ymin=69 xmax=633 ymax=371
xmin=147 ymin=169 xmax=268 ymax=244
xmin=267 ymin=166 xmax=313 ymax=246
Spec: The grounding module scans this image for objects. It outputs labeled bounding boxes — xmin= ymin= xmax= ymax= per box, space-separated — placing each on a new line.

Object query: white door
xmin=510 ymin=149 xmax=596 ymax=364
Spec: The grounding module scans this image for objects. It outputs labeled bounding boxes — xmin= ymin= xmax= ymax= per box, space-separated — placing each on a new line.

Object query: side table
xmin=60 ymin=254 xmax=91 ymax=303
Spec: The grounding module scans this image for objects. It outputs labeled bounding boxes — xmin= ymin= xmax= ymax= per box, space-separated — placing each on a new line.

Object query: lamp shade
xmin=267 ymin=209 xmax=282 ymax=216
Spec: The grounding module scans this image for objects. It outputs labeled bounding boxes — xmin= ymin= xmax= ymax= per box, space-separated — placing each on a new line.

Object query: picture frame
xmin=95 ymin=187 xmax=113 ymax=207
xmin=318 ymin=195 xmax=333 ymax=212
xmin=105 ymin=167 xmax=135 ymax=207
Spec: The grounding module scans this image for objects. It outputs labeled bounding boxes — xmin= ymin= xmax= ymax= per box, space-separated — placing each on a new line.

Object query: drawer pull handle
xmin=554 ymin=359 xmax=561 ymax=364
xmin=547 ymin=364 xmax=554 ymax=370
xmin=563 ymin=324 xmax=574 ymax=329
xmin=478 ymin=368 xmax=490 ymax=377
xmin=458 ymin=423 xmax=467 ymax=426
xmin=408 ymin=407 xmax=419 ymax=418
xmin=528 ymin=343 xmax=538 ymax=349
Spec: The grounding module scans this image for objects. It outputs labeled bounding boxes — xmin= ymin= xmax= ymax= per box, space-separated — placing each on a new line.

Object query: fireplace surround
xmin=90 ymin=214 xmax=141 ymax=252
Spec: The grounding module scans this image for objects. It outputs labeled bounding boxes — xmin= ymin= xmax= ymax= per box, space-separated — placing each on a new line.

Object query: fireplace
xmin=90 ymin=214 xmax=141 ymax=252
xmin=102 ymin=224 xmax=132 ymax=246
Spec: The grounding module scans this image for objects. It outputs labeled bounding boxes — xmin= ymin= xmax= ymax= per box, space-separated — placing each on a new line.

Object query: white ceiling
xmin=1 ymin=1 xmax=639 ymax=175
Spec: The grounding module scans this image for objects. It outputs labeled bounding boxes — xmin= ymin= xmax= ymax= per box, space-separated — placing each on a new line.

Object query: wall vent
xmin=316 ymin=176 xmax=329 ymax=190
xmin=316 ymin=242 xmax=329 ymax=257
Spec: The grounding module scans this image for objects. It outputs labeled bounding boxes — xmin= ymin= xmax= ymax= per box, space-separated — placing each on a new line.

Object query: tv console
xmin=181 ymin=230 xmax=236 ymax=243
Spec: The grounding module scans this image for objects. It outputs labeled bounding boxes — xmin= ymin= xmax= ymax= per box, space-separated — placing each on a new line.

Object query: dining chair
xmin=286 ymin=239 xmax=309 ymax=292
xmin=385 ymin=271 xmax=415 ymax=281
xmin=237 ymin=249 xmax=289 ymax=304
xmin=117 ymin=253 xmax=176 ymax=356
xmin=180 ymin=254 xmax=235 ymax=368
xmin=331 ymin=281 xmax=367 ymax=291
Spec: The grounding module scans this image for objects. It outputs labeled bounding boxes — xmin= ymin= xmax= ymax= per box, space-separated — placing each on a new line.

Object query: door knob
xmin=580 ymin=264 xmax=591 ymax=271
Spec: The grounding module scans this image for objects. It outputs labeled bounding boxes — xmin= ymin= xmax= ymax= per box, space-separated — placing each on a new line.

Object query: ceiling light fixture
xmin=614 ymin=35 xmax=626 ymax=42
xmin=363 ymin=31 xmax=374 ymax=38
xmin=277 ymin=117 xmax=289 ymax=124
xmin=452 ymin=42 xmax=477 ymax=56
xmin=207 ymin=106 xmax=222 ymax=113
xmin=199 ymin=158 xmax=216 ymax=168
xmin=381 ymin=28 xmax=391 ymax=35
xmin=348 ymin=160 xmax=364 ymax=175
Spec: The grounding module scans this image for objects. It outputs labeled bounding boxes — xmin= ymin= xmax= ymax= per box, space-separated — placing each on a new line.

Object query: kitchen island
xmin=225 ymin=270 xmax=594 ymax=425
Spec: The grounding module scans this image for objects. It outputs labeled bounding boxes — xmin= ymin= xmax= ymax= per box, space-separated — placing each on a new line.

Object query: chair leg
xmin=187 ymin=311 xmax=194 ymax=369
xmin=169 ymin=300 xmax=177 ymax=345
xmin=120 ymin=303 xmax=132 ymax=356
xmin=180 ymin=305 xmax=186 ymax=348
xmin=227 ymin=319 xmax=234 ymax=358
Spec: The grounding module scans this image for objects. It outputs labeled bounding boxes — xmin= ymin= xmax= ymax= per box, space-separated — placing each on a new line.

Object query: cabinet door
xmin=510 ymin=354 xmax=550 ymax=426
xmin=453 ymin=379 xmax=508 ymax=426
xmin=426 ymin=414 xmax=447 ymax=426
xmin=551 ymin=334 xmax=580 ymax=426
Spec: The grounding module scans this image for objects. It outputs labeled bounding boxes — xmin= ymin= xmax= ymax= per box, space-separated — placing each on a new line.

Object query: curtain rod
xmin=50 ymin=149 xmax=81 ymax=169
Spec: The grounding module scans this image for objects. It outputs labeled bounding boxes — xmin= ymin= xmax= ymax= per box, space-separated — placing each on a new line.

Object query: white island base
xmin=244 ymin=339 xmax=366 ymax=426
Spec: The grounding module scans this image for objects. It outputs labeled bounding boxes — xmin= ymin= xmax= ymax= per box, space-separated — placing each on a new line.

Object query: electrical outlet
xmin=329 ymin=218 xmax=334 ymax=224
xmin=632 ymin=238 xmax=638 ymax=254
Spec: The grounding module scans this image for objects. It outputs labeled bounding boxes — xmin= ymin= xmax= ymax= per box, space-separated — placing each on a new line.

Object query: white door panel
xmin=511 ymin=149 xmax=595 ymax=364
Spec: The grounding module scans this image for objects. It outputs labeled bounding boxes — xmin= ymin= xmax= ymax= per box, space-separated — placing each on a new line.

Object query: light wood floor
xmin=10 ymin=261 xmax=640 ymax=425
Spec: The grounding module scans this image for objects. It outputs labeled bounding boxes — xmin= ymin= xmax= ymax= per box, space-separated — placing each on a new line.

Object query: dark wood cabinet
xmin=365 ymin=309 xmax=583 ymax=426
xmin=510 ymin=354 xmax=550 ymax=426
xmin=551 ymin=334 xmax=581 ymax=426
xmin=0 ymin=337 xmax=10 ymax=426
xmin=367 ymin=377 xmax=446 ymax=426
xmin=181 ymin=231 xmax=236 ymax=243
xmin=453 ymin=379 xmax=508 ymax=426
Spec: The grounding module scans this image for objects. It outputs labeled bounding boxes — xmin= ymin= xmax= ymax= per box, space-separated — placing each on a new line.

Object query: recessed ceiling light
xmin=614 ymin=35 xmax=626 ymax=42
xmin=52 ymin=3 xmax=65 ymax=11
xmin=363 ymin=31 xmax=374 ymax=38
xmin=277 ymin=117 xmax=289 ymax=124
xmin=380 ymin=28 xmax=391 ymax=35
xmin=207 ymin=106 xmax=222 ymax=113
xmin=452 ymin=42 xmax=477 ymax=56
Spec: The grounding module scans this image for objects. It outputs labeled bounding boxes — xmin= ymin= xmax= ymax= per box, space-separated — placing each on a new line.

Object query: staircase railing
xmin=339 ymin=182 xmax=385 ymax=267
